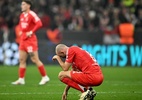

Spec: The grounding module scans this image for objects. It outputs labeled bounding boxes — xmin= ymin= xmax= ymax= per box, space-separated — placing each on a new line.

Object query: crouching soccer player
xmin=52 ymin=44 xmax=104 ymax=100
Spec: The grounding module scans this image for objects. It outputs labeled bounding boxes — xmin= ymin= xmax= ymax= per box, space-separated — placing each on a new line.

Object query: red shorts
xmin=70 ymin=71 xmax=104 ymax=86
xmin=19 ymin=39 xmax=38 ymax=52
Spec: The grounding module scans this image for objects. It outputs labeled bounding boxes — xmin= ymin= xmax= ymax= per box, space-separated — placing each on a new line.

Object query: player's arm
xmin=52 ymin=55 xmax=72 ymax=71
xmin=26 ymin=20 xmax=42 ymax=37
xmin=62 ymin=85 xmax=70 ymax=100
xmin=31 ymin=20 xmax=42 ymax=33
xmin=27 ymin=12 xmax=42 ymax=37
xmin=31 ymin=11 xmax=42 ymax=33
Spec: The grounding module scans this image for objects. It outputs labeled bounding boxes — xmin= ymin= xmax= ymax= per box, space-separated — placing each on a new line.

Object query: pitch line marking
xmin=0 ymin=91 xmax=142 ymax=95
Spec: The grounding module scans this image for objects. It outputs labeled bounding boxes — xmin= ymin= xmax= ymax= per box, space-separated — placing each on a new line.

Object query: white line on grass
xmin=99 ymin=91 xmax=142 ymax=94
xmin=0 ymin=91 xmax=142 ymax=95
xmin=0 ymin=92 xmax=62 ymax=95
xmin=0 ymin=84 xmax=64 ymax=87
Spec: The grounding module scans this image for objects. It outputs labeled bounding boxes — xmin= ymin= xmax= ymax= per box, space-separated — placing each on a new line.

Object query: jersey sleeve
xmin=30 ymin=11 xmax=40 ymax=23
xmin=29 ymin=11 xmax=42 ymax=33
xmin=65 ymin=48 xmax=75 ymax=63
xmin=31 ymin=21 xmax=42 ymax=33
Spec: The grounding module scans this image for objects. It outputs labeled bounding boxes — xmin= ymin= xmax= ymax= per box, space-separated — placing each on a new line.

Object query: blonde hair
xmin=55 ymin=44 xmax=67 ymax=54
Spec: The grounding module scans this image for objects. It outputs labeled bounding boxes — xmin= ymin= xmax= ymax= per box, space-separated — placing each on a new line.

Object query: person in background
xmin=12 ymin=0 xmax=50 ymax=85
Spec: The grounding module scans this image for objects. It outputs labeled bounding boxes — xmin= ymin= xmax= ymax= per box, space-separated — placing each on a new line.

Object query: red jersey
xmin=19 ymin=10 xmax=42 ymax=41
xmin=66 ymin=46 xmax=101 ymax=74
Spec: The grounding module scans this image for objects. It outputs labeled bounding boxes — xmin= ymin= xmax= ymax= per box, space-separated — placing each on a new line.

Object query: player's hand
xmin=62 ymin=92 xmax=67 ymax=100
xmin=26 ymin=31 xmax=33 ymax=37
xmin=19 ymin=31 xmax=22 ymax=36
xmin=52 ymin=55 xmax=59 ymax=61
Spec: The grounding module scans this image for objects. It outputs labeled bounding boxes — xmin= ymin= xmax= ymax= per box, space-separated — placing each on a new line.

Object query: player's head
xmin=55 ymin=44 xmax=68 ymax=58
xmin=21 ymin=0 xmax=32 ymax=12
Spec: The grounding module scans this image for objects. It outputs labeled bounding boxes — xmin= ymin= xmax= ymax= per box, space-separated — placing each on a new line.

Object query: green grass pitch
xmin=0 ymin=65 xmax=142 ymax=100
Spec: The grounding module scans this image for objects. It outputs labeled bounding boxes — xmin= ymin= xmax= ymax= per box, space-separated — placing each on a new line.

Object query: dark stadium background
xmin=0 ymin=0 xmax=142 ymax=66
xmin=0 ymin=1 xmax=142 ymax=100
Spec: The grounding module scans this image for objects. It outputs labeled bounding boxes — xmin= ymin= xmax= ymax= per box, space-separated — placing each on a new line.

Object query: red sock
xmin=61 ymin=78 xmax=84 ymax=92
xmin=38 ymin=65 xmax=47 ymax=76
xmin=19 ymin=67 xmax=26 ymax=78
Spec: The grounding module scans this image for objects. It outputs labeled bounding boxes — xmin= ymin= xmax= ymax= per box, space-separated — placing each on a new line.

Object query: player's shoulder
xmin=69 ymin=46 xmax=80 ymax=51
xmin=29 ymin=10 xmax=38 ymax=17
xmin=70 ymin=46 xmax=75 ymax=49
xmin=70 ymin=46 xmax=79 ymax=49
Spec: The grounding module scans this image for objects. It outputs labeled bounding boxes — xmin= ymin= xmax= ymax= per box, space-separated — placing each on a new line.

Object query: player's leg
xmin=12 ymin=50 xmax=28 ymax=85
xmin=69 ymin=71 xmax=102 ymax=100
xmin=58 ymin=71 xmax=87 ymax=92
xmin=58 ymin=71 xmax=97 ymax=100
xmin=29 ymin=51 xmax=50 ymax=85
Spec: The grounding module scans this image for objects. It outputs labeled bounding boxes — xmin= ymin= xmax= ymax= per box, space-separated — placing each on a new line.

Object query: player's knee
xmin=29 ymin=53 xmax=36 ymax=63
xmin=31 ymin=57 xmax=39 ymax=64
xmin=19 ymin=57 xmax=26 ymax=64
xmin=30 ymin=57 xmax=36 ymax=63
xmin=58 ymin=71 xmax=65 ymax=81
xmin=31 ymin=58 xmax=42 ymax=67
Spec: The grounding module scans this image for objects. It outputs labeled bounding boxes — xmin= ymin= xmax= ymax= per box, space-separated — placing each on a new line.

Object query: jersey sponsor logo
xmin=21 ymin=22 xmax=28 ymax=28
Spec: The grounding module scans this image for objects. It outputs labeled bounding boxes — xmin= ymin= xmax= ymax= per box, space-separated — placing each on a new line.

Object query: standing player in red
xmin=52 ymin=44 xmax=104 ymax=100
xmin=12 ymin=0 xmax=50 ymax=85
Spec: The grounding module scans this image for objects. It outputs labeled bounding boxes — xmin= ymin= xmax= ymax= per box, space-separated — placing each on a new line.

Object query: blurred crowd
xmin=0 ymin=0 xmax=142 ymax=30
xmin=0 ymin=0 xmax=142 ymax=65
xmin=0 ymin=0 xmax=142 ymax=44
